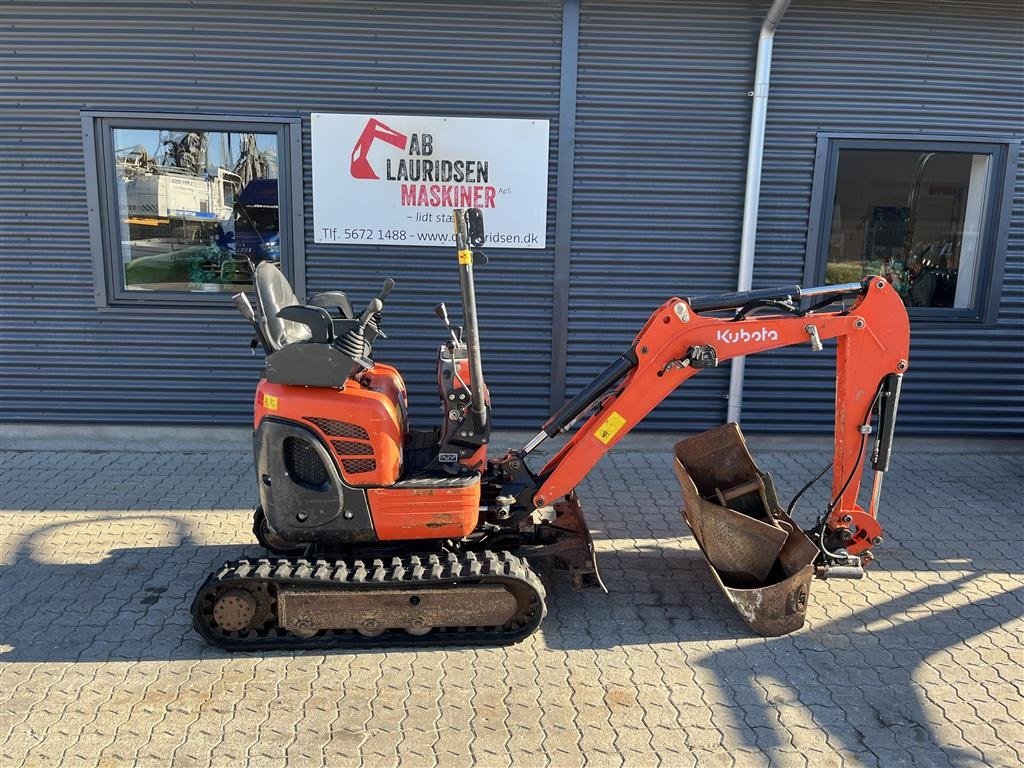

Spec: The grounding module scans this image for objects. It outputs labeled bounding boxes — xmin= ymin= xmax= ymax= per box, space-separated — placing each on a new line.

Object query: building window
xmin=82 ymin=113 xmax=304 ymax=307
xmin=805 ymin=136 xmax=1017 ymax=323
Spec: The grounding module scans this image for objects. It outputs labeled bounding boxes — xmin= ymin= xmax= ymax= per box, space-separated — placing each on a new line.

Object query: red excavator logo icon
xmin=350 ymin=118 xmax=408 ymax=180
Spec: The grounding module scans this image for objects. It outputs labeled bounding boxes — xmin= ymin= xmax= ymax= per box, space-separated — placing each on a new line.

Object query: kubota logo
xmin=716 ymin=327 xmax=780 ymax=344
xmin=350 ymin=118 xmax=408 ymax=179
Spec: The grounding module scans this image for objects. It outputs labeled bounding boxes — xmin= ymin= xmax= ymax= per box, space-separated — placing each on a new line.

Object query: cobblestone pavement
xmin=0 ymin=439 xmax=1021 ymax=768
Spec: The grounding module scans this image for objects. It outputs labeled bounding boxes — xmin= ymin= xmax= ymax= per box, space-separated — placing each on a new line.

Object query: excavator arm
xmin=525 ymin=277 xmax=910 ymax=559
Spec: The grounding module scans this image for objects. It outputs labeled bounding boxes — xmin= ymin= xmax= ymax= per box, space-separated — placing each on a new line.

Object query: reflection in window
xmin=825 ymin=149 xmax=991 ymax=309
xmin=113 ymin=129 xmax=280 ymax=292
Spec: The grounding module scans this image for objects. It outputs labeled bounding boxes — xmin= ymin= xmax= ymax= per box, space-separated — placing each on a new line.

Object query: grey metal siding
xmin=745 ymin=0 xmax=1024 ymax=437
xmin=2 ymin=0 xmax=1021 ymax=437
xmin=567 ymin=0 xmax=1023 ymax=436
xmin=566 ymin=0 xmax=756 ymax=432
xmin=0 ymin=0 xmax=562 ymax=427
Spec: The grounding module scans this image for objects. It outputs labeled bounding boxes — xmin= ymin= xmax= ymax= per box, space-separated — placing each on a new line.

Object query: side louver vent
xmin=341 ymin=459 xmax=377 ymax=474
xmin=331 ymin=440 xmax=374 ymax=456
xmin=283 ymin=437 xmax=328 ymax=487
xmin=305 ymin=418 xmax=370 ymax=440
xmin=306 ymin=417 xmax=377 ymax=478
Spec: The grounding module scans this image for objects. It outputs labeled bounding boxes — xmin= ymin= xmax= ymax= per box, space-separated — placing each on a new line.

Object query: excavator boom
xmin=526 ymin=276 xmax=909 ymax=561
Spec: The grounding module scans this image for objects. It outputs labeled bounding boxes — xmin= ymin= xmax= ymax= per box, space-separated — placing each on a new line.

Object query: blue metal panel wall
xmin=745 ymin=0 xmax=1024 ymax=437
xmin=568 ymin=0 xmax=1023 ymax=436
xmin=0 ymin=0 xmax=562 ymax=426
xmin=2 ymin=0 xmax=1021 ymax=436
xmin=567 ymin=0 xmax=756 ymax=432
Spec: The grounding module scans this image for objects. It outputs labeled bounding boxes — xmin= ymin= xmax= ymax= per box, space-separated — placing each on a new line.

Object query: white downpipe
xmin=726 ymin=0 xmax=791 ymax=424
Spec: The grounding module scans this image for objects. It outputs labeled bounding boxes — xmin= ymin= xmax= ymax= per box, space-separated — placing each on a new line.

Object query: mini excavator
xmin=191 ymin=208 xmax=910 ymax=649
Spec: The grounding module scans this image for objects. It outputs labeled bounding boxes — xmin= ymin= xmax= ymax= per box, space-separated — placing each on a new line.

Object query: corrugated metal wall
xmin=568 ymin=1 xmax=755 ymax=432
xmin=2 ymin=0 xmax=1022 ymax=436
xmin=0 ymin=0 xmax=562 ymax=427
xmin=569 ymin=0 xmax=1023 ymax=436
xmin=743 ymin=0 xmax=1024 ymax=436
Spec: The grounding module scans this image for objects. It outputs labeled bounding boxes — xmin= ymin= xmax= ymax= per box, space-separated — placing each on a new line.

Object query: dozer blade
xmin=673 ymin=423 xmax=819 ymax=637
xmin=528 ymin=491 xmax=608 ymax=592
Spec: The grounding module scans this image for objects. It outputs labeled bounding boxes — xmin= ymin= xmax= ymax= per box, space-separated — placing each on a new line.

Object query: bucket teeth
xmin=674 ymin=423 xmax=819 ymax=636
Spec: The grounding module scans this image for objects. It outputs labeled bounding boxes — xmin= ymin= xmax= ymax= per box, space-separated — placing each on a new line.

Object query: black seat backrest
xmin=253 ymin=262 xmax=312 ymax=351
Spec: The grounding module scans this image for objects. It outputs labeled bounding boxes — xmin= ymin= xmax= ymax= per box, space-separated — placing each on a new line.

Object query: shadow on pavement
xmin=1 ymin=513 xmax=1019 ymax=665
xmin=0 ymin=513 xmax=751 ymax=663
xmin=689 ymin=575 xmax=1024 ymax=767
xmin=2 ymin=510 xmax=1020 ymax=767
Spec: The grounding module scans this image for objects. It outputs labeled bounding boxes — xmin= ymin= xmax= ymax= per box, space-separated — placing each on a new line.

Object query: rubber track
xmin=191 ymin=550 xmax=546 ymax=650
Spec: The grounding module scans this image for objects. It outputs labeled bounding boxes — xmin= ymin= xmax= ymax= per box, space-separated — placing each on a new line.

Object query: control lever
xmin=434 ymin=301 xmax=450 ymax=326
xmin=233 ymin=292 xmax=256 ymax=321
xmin=376 ymin=278 xmax=396 ymax=302
xmin=359 ymin=298 xmax=384 ymax=330
xmin=336 ymin=298 xmax=381 ymax=370
xmin=434 ymin=302 xmax=459 ymax=345
xmin=367 ymin=279 xmax=394 ymax=339
xmin=233 ymin=292 xmax=272 ymax=354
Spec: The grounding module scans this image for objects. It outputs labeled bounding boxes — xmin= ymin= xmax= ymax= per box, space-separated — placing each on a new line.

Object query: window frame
xmin=82 ymin=111 xmax=305 ymax=309
xmin=803 ymin=132 xmax=1019 ymax=325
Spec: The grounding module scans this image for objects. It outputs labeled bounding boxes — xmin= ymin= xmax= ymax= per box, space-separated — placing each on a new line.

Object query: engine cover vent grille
xmin=283 ymin=436 xmax=328 ymax=487
xmin=331 ymin=440 xmax=374 ymax=456
xmin=305 ymin=418 xmax=369 ymax=440
xmin=341 ymin=459 xmax=377 ymax=474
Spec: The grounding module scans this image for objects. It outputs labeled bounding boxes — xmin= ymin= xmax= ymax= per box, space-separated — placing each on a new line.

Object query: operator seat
xmin=253 ymin=262 xmax=311 ymax=351
xmin=253 ymin=262 xmax=358 ymax=352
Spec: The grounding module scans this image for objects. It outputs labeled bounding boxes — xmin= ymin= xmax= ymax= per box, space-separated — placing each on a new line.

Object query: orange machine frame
xmin=533 ymin=278 xmax=910 ymax=554
xmin=255 ymin=364 xmax=408 ymax=488
xmin=368 ymin=482 xmax=481 ymax=541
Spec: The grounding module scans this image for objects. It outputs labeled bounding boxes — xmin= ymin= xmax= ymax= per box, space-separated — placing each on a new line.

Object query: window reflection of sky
xmin=113 ymin=129 xmax=277 ymax=174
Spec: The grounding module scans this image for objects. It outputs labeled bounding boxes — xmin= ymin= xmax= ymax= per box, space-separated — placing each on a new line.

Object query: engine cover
xmin=255 ymin=371 xmax=407 ymax=487
xmin=255 ymin=418 xmax=377 ymax=545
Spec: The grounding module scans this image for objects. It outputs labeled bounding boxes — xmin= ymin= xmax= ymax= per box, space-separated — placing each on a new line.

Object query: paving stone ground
xmin=0 ymin=439 xmax=1021 ymax=768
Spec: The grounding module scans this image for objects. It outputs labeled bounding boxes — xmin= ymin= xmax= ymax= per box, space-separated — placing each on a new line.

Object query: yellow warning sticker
xmin=595 ymin=411 xmax=627 ymax=444
xmin=262 ymin=394 xmax=279 ymax=410
xmin=458 ymin=249 xmax=473 ymax=265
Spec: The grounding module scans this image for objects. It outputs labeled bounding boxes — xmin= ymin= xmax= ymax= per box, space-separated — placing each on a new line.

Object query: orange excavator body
xmin=255 ymin=366 xmax=481 ymax=542
xmin=255 ymin=368 xmax=407 ymax=488
xmin=192 ymin=207 xmax=911 ymax=651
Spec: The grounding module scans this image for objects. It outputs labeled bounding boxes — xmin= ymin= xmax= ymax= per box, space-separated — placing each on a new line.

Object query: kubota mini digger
xmin=191 ymin=208 xmax=910 ymax=649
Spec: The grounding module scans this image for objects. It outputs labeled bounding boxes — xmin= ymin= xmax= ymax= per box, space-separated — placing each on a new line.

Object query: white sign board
xmin=311 ymin=113 xmax=549 ymax=248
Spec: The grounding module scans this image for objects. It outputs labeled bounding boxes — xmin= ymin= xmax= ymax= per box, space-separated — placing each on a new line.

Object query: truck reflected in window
xmin=233 ymin=177 xmax=281 ymax=263
xmin=112 ymin=128 xmax=280 ymax=292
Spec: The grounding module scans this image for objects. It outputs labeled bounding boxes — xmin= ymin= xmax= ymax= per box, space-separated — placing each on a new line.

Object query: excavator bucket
xmin=673 ymin=424 xmax=819 ymax=636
